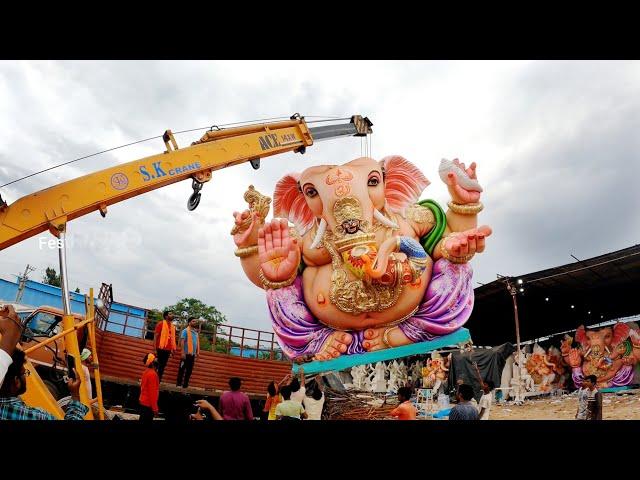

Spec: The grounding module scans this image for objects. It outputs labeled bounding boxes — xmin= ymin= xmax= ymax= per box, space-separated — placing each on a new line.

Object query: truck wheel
xmin=43 ymin=380 xmax=63 ymax=400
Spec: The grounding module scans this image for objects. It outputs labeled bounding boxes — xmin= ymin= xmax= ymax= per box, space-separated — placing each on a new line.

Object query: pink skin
xmin=232 ymin=209 xmax=264 ymax=250
xmin=442 ymin=226 xmax=493 ymax=258
xmin=238 ymin=156 xmax=492 ymax=357
xmin=257 ymin=219 xmax=300 ymax=282
xmin=445 ymin=159 xmax=481 ymax=205
xmin=314 ymin=331 xmax=354 ymax=361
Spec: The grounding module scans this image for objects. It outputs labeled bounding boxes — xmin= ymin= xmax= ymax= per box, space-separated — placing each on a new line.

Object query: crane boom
xmin=0 ymin=115 xmax=372 ymax=250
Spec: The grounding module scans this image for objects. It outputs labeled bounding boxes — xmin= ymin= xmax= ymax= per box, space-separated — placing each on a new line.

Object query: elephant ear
xmin=382 ymin=155 xmax=430 ymax=215
xmin=575 ymin=325 xmax=588 ymax=347
xmin=273 ymin=173 xmax=315 ymax=235
xmin=611 ymin=322 xmax=630 ymax=347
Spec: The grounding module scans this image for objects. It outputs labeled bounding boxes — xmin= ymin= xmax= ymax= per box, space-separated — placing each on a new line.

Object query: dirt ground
xmin=489 ymin=389 xmax=640 ymax=420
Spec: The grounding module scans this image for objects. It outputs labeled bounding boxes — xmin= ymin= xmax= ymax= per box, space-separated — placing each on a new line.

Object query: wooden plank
xmin=292 ymin=328 xmax=471 ymax=375
xmin=96 ymin=329 xmax=291 ymax=395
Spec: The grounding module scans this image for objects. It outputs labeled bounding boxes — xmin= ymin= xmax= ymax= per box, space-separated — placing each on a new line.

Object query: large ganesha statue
xmin=561 ymin=322 xmax=640 ymax=388
xmin=231 ymin=156 xmax=492 ymax=361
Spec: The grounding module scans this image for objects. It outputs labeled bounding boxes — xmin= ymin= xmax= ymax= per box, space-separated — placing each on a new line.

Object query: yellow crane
xmin=0 ymin=114 xmax=373 ymax=418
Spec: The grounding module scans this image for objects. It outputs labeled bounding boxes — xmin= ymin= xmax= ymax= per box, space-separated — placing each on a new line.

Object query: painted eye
xmin=305 ymin=187 xmax=318 ymax=198
xmin=368 ymin=176 xmax=380 ymax=187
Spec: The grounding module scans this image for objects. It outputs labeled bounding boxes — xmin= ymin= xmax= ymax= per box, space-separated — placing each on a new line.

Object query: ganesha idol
xmin=231 ymin=156 xmax=492 ymax=361
xmin=561 ymin=323 xmax=640 ymax=388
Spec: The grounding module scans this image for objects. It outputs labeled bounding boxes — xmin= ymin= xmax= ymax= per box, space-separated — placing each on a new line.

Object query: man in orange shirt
xmin=139 ymin=353 xmax=160 ymax=422
xmin=390 ymin=386 xmax=417 ymax=420
xmin=153 ymin=310 xmax=177 ymax=382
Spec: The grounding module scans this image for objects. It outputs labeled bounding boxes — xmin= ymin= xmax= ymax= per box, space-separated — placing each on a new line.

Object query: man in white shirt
xmin=290 ymin=366 xmax=306 ymax=404
xmin=0 ymin=305 xmax=22 ymax=389
xmin=303 ymin=375 xmax=325 ymax=420
xmin=575 ymin=375 xmax=602 ymax=420
xmin=478 ymin=380 xmax=495 ymax=420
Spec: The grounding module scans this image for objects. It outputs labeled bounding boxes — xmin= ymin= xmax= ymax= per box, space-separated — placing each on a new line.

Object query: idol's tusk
xmin=374 ymin=208 xmax=399 ymax=229
xmin=310 ymin=218 xmax=327 ymax=249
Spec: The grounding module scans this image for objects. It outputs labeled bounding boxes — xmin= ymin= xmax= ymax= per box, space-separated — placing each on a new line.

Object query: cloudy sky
xmin=1 ymin=60 xmax=639 ymax=331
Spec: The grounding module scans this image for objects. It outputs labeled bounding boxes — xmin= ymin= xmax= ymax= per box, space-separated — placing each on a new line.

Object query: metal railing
xmin=99 ymin=314 xmax=286 ymax=361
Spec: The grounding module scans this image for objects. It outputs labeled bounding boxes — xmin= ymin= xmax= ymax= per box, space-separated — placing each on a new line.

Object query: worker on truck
xmin=154 ymin=310 xmax=177 ymax=382
xmin=176 ymin=317 xmax=200 ymax=389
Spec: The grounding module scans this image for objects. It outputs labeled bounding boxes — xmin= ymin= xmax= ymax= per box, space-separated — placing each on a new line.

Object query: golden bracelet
xmin=447 ymin=254 xmax=474 ymax=264
xmin=258 ymin=268 xmax=297 ymax=290
xmin=234 ymin=245 xmax=259 ymax=258
xmin=439 ymin=235 xmax=474 ymax=264
xmin=447 ymin=201 xmax=483 ymax=215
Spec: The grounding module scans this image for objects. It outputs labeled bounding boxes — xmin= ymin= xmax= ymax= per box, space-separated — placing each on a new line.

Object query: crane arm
xmin=0 ymin=115 xmax=372 ymax=251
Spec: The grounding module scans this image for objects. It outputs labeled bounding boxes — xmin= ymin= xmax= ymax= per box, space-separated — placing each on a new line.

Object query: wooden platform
xmin=95 ymin=328 xmax=292 ymax=396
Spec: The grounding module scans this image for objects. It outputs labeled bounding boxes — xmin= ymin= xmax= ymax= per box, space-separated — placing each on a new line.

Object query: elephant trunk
xmin=361 ymin=236 xmax=398 ymax=279
xmin=360 ymin=236 xmax=428 ymax=283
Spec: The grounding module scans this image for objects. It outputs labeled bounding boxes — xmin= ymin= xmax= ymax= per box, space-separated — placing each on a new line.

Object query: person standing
xmin=575 ymin=375 xmax=603 ymax=420
xmin=478 ymin=380 xmax=495 ymax=420
xmin=263 ymin=375 xmax=290 ymax=421
xmin=153 ymin=310 xmax=177 ymax=382
xmin=448 ymin=384 xmax=479 ymax=420
xmin=219 ymin=377 xmax=254 ymax=420
xmin=176 ymin=317 xmax=200 ymax=388
xmin=390 ymin=386 xmax=417 ymax=420
xmin=275 ymin=385 xmax=308 ymax=420
xmin=80 ymin=348 xmax=94 ymax=401
xmin=303 ymin=375 xmax=326 ymax=420
xmin=290 ymin=366 xmax=306 ymax=404
xmin=139 ymin=353 xmax=160 ymax=422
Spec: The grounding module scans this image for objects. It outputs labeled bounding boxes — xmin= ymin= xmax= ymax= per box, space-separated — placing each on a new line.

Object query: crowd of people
xmin=0 ymin=304 xmax=604 ymax=422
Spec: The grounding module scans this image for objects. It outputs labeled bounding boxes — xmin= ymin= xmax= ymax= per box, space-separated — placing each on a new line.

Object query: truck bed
xmin=95 ymin=327 xmax=292 ymax=397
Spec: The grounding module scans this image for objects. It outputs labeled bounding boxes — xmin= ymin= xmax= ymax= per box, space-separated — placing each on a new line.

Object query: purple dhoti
xmin=572 ymin=365 xmax=635 ymax=388
xmin=266 ymin=258 xmax=474 ymax=360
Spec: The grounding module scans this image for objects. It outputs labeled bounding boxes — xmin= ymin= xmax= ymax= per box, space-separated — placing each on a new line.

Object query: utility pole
xmin=499 ymin=274 xmax=524 ymax=404
xmin=15 ymin=264 xmax=36 ymax=303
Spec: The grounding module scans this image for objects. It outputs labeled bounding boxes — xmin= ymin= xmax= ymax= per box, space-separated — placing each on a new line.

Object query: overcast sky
xmin=1 ymin=60 xmax=638 ymax=331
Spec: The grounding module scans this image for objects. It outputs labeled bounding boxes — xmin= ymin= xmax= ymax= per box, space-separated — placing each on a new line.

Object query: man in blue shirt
xmin=448 ymin=384 xmax=479 ymax=420
xmin=176 ymin=317 xmax=200 ymax=388
xmin=0 ymin=349 xmax=88 ymax=420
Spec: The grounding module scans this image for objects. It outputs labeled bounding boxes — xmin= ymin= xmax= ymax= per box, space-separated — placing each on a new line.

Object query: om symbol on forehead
xmin=325 ymin=168 xmax=353 ymax=197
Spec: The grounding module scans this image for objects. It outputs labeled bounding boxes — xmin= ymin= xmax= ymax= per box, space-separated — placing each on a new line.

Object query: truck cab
xmin=16 ymin=304 xmax=87 ymax=399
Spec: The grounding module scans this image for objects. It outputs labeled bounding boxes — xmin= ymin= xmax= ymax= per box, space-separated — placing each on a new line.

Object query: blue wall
xmin=0 ymin=278 xmax=147 ymax=338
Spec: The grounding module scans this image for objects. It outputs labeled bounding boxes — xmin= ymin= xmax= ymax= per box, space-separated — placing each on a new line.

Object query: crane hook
xmin=187 ymin=179 xmax=203 ymax=211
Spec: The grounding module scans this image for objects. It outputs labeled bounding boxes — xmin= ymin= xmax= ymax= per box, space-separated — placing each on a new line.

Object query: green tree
xmin=147 ymin=299 xmax=231 ymax=352
xmin=144 ymin=308 xmax=163 ymax=340
xmin=166 ymin=298 xmax=227 ymax=329
xmin=43 ymin=267 xmax=61 ymax=287
xmin=42 ymin=267 xmax=81 ymax=293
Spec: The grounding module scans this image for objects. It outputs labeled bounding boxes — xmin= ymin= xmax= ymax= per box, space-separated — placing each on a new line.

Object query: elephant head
xmin=273 ymin=155 xmax=429 ymax=249
xmin=575 ymin=322 xmax=630 ymax=358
